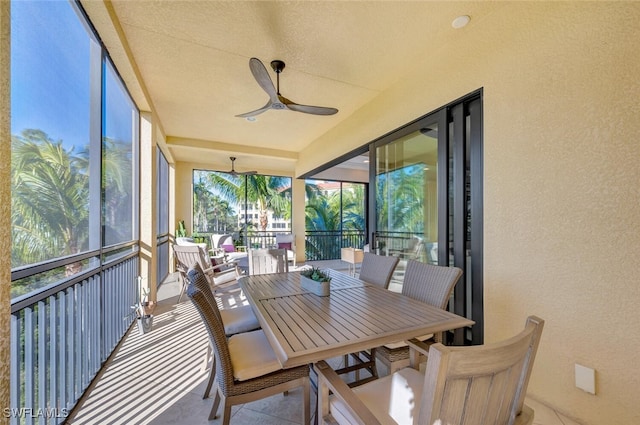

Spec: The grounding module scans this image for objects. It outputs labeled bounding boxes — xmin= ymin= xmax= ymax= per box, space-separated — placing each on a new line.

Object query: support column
xmin=139 ymin=112 xmax=157 ymax=303
xmin=292 ymin=178 xmax=306 ymax=264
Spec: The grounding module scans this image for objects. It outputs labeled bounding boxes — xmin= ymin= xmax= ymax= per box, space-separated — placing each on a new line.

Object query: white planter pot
xmin=300 ymin=275 xmax=330 ymax=296
xmin=137 ymin=314 xmax=153 ymax=335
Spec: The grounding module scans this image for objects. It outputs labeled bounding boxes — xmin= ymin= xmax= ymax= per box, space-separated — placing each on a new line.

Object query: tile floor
xmin=67 ymin=262 xmax=583 ymax=425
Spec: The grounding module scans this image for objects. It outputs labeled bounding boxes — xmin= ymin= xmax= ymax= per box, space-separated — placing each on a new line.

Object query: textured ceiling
xmin=93 ymin=1 xmax=502 ymax=173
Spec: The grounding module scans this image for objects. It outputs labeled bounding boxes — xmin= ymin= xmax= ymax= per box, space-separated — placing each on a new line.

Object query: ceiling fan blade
xmin=249 ymin=57 xmax=278 ymax=102
xmin=285 ymin=102 xmax=338 ymax=116
xmin=235 ymin=100 xmax=273 ymax=118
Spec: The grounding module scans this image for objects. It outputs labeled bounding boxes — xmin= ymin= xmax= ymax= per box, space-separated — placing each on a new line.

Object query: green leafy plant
xmin=300 ymin=267 xmax=332 ymax=283
xmin=176 ymin=220 xmax=187 ymax=238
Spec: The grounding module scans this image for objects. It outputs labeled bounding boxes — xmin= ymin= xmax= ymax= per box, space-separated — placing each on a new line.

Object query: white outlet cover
xmin=575 ymin=363 xmax=596 ymax=395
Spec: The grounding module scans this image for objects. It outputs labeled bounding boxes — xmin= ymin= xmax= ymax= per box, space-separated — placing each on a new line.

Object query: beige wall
xmin=298 ymin=3 xmax=640 ymax=424
xmin=0 ymin=1 xmax=11 ymax=422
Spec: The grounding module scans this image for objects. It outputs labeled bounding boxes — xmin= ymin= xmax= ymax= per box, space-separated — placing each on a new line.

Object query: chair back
xmin=275 ymin=233 xmax=295 ymax=250
xmin=402 ymin=260 xmax=463 ymax=309
xmin=419 ymin=316 xmax=545 ymax=425
xmin=358 ymin=252 xmax=399 ymax=289
xmin=186 ymin=265 xmax=235 ymax=394
xmin=211 ymin=234 xmax=233 ymax=249
xmin=173 ymin=244 xmax=210 ymax=274
xmin=248 ymin=248 xmax=289 ymax=275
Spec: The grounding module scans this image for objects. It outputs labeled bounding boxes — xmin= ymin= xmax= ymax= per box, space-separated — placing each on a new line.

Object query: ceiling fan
xmin=236 ymin=57 xmax=338 ymax=118
xmin=224 ymin=157 xmax=257 ymax=176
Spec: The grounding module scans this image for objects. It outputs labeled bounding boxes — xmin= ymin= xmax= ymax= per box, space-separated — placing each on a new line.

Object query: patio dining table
xmin=238 ymin=270 xmax=474 ymax=368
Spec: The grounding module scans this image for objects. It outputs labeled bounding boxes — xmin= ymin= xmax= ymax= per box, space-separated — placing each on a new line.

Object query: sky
xmin=11 ymin=0 xmax=135 ymax=150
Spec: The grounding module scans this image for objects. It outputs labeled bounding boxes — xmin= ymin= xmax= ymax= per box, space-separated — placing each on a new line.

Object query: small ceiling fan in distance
xmin=224 ymin=157 xmax=257 ymax=176
xmin=236 ymin=57 xmax=339 ymax=118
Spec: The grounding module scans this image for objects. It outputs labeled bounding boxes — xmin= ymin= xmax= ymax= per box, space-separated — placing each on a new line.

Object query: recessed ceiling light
xmin=452 ymin=15 xmax=470 ymax=29
xmin=363 ymin=159 xmax=370 ymax=163
xmin=245 ymin=116 xmax=257 ymax=122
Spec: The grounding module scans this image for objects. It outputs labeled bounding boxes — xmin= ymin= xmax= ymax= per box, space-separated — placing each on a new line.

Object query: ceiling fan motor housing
xmin=270 ymin=60 xmax=285 ymax=73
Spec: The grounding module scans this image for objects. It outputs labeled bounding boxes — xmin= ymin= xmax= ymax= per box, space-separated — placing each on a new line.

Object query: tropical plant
xmin=176 ymin=220 xmax=187 ymax=237
xmin=11 ymin=129 xmax=132 ymax=298
xmin=102 ymin=136 xmax=133 ymax=245
xmin=376 ymin=163 xmax=424 ymax=232
xmin=305 ymin=185 xmax=365 ymax=232
xmin=245 ymin=174 xmax=291 ymax=231
xmin=11 ymin=129 xmax=90 ymax=269
xmin=204 ymin=171 xmax=291 ymax=232
xmin=300 ymin=267 xmax=331 ymax=283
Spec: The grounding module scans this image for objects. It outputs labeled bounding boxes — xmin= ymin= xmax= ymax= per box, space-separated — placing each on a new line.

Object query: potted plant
xmin=300 ymin=267 xmax=332 ymax=296
xmin=125 ymin=277 xmax=153 ymax=335
xmin=176 ymin=219 xmax=187 ymax=238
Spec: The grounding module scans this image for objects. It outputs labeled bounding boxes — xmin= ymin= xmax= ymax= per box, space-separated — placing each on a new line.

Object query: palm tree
xmin=102 ymin=137 xmax=133 ymax=245
xmin=205 ymin=172 xmax=291 ymax=232
xmin=11 ymin=130 xmax=89 ymax=269
xmin=376 ymin=164 xmax=424 ymax=232
xmin=244 ymin=175 xmax=291 ymax=231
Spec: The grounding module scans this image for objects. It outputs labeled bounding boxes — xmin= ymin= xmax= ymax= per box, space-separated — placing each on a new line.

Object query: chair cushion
xmin=383 ymin=333 xmax=434 ymax=350
xmin=227 ymin=251 xmax=247 ymax=261
xmin=330 ymin=367 xmax=424 ymax=425
xmin=228 ymin=330 xmax=282 ymax=381
xmin=222 ymin=244 xmax=236 ymax=252
xmin=213 ymin=269 xmax=238 ymax=285
xmin=211 ymin=256 xmax=229 ymax=272
xmin=220 ymin=305 xmax=260 ymax=336
xmin=277 ymin=242 xmax=292 ymax=250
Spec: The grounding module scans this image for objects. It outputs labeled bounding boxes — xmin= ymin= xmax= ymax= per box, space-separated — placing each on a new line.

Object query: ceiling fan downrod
xmin=271 ymin=60 xmax=285 ymax=95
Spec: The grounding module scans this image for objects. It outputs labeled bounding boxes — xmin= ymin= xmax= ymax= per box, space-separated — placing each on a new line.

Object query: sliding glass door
xmin=374 ymin=121 xmax=440 ymax=266
xmin=371 ymin=91 xmax=483 ymax=345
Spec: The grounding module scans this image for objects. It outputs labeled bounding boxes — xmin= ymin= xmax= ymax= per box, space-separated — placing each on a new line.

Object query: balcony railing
xmin=192 ymin=230 xmax=368 ymax=261
xmin=10 ymin=243 xmax=139 ymax=425
xmin=305 ymin=230 xmax=367 ymax=261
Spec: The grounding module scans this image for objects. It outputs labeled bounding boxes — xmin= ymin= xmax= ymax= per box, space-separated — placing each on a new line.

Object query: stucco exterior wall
xmin=0 ymin=1 xmax=11 ymax=422
xmin=298 ymin=3 xmax=640 ymax=424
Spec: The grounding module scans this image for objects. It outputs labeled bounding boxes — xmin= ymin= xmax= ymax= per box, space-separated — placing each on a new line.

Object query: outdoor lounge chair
xmin=173 ymin=244 xmax=240 ymax=301
xmin=275 ymin=233 xmax=297 ymax=266
xmin=247 ymin=248 xmax=289 ymax=275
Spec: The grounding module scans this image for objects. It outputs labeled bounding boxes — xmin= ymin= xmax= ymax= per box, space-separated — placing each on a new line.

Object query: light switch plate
xmin=575 ymin=363 xmax=596 ymax=394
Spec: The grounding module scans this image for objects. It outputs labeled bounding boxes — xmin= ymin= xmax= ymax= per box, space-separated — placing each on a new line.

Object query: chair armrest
xmin=314 ymin=361 xmax=382 ymax=425
xmin=406 ymin=338 xmax=431 ymax=356
xmin=209 ymin=247 xmax=225 ymax=256
xmin=406 ymin=338 xmax=437 ymax=369
xmin=215 ymin=256 xmax=238 ymax=266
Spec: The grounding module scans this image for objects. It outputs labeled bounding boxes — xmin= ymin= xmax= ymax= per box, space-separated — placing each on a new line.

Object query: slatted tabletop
xmin=239 ymin=270 xmax=474 ymax=368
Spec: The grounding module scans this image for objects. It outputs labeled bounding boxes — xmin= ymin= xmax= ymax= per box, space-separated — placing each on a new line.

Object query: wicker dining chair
xmin=247 ymin=248 xmax=289 ymax=275
xmin=187 ymin=262 xmax=261 ymax=399
xmin=186 ymin=265 xmax=310 ymax=424
xmin=375 ymin=260 xmax=463 ymax=374
xmin=341 ymin=252 xmax=399 ymax=385
xmin=358 ymin=252 xmax=399 ymax=289
xmin=316 ymin=316 xmax=544 ymax=425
